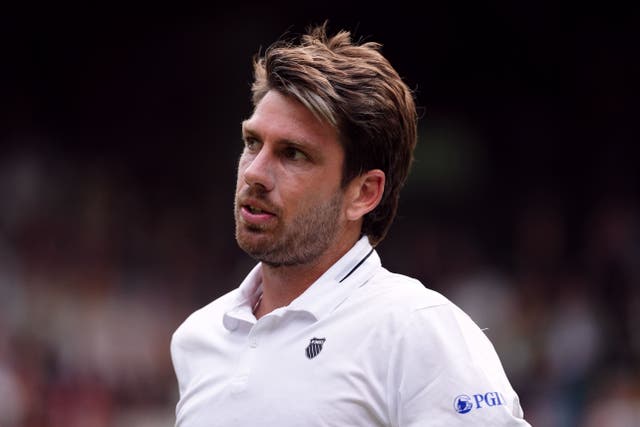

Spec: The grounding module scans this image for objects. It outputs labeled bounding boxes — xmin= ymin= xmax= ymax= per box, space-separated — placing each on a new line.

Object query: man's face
xmin=234 ymin=90 xmax=347 ymax=267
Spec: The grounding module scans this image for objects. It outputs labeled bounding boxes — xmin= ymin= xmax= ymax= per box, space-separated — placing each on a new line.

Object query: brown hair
xmin=251 ymin=22 xmax=417 ymax=246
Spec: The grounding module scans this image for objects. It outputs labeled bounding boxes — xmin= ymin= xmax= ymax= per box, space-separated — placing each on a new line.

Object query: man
xmin=171 ymin=23 xmax=530 ymax=426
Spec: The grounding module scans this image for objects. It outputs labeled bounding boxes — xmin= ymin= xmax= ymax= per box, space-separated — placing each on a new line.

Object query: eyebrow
xmin=240 ymin=120 xmax=251 ymax=138
xmin=240 ymin=122 xmax=259 ymax=139
xmin=241 ymin=122 xmax=319 ymax=155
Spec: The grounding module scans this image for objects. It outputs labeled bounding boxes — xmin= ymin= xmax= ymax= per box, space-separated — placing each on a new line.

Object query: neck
xmin=254 ymin=234 xmax=359 ymax=319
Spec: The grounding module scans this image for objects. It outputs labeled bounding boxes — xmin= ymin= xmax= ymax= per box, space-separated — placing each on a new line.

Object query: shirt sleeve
xmin=386 ymin=303 xmax=531 ymax=426
xmin=170 ymin=327 xmax=190 ymax=399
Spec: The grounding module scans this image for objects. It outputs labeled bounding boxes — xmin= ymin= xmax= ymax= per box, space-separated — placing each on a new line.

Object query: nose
xmin=241 ymin=147 xmax=275 ymax=192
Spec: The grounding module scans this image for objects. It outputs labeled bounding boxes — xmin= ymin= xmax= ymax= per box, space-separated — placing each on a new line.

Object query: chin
xmin=236 ymin=232 xmax=270 ymax=256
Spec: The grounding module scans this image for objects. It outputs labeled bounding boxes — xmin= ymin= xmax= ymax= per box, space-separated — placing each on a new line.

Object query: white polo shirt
xmin=171 ymin=236 xmax=530 ymax=426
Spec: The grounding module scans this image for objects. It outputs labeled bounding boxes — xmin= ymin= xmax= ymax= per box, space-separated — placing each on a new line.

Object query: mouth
xmin=244 ymin=205 xmax=271 ymax=215
xmin=238 ymin=199 xmax=277 ymax=226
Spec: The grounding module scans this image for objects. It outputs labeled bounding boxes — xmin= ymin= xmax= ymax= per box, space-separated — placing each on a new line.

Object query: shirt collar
xmin=222 ymin=263 xmax=263 ymax=330
xmin=288 ymin=235 xmax=380 ymax=321
xmin=223 ymin=235 xmax=381 ymax=330
xmin=288 ymin=236 xmax=381 ymax=320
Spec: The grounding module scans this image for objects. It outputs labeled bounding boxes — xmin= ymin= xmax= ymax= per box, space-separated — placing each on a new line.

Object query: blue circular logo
xmin=454 ymin=394 xmax=473 ymax=414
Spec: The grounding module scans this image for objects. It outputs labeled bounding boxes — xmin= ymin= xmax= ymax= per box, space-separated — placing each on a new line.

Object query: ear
xmin=345 ymin=169 xmax=385 ymax=221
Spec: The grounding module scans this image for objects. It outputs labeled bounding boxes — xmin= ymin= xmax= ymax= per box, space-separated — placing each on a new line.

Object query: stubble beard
xmin=235 ymin=191 xmax=344 ymax=267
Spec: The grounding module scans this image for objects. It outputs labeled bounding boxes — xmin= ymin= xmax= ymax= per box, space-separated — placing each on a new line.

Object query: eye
xmin=282 ymin=146 xmax=308 ymax=161
xmin=243 ymin=137 xmax=261 ymax=152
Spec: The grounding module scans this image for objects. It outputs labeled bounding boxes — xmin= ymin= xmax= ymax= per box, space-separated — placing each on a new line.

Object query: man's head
xmin=250 ymin=23 xmax=418 ymax=246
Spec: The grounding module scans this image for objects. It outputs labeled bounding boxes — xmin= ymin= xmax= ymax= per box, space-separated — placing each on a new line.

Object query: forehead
xmin=243 ymin=90 xmax=340 ymax=150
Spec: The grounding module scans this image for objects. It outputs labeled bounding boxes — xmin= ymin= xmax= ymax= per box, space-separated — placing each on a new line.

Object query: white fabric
xmin=171 ymin=236 xmax=530 ymax=426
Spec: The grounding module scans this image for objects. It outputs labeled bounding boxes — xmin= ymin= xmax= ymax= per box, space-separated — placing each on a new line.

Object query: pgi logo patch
xmin=454 ymin=395 xmax=473 ymax=414
xmin=305 ymin=337 xmax=326 ymax=359
xmin=453 ymin=391 xmax=506 ymax=414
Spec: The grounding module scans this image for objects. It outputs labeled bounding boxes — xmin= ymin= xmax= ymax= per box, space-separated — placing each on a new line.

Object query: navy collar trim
xmin=339 ymin=247 xmax=374 ymax=283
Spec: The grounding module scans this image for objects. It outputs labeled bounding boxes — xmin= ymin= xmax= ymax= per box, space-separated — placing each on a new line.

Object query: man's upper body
xmin=171 ymin=23 xmax=530 ymax=426
xmin=172 ymin=236 xmax=530 ymax=426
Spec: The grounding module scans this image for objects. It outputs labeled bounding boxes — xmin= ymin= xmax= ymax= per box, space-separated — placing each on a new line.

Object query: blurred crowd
xmin=0 ymin=144 xmax=245 ymax=427
xmin=0 ymin=141 xmax=638 ymax=427
xmin=389 ymin=192 xmax=640 ymax=426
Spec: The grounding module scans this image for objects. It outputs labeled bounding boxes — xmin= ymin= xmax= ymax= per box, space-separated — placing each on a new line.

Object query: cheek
xmin=236 ymin=157 xmax=249 ymax=185
xmin=234 ymin=171 xmax=242 ymax=191
xmin=288 ymin=181 xmax=336 ymax=209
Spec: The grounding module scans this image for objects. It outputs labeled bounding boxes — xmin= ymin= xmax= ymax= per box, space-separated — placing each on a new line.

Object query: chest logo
xmin=305 ymin=337 xmax=326 ymax=359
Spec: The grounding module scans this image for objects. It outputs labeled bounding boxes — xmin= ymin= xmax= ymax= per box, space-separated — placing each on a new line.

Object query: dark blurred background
xmin=1 ymin=3 xmax=638 ymax=426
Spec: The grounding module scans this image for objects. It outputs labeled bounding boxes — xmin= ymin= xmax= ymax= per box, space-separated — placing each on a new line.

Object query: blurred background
xmin=1 ymin=3 xmax=638 ymax=426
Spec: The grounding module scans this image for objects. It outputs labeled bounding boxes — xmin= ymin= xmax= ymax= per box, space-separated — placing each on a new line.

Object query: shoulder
xmin=364 ymin=267 xmax=452 ymax=312
xmin=358 ymin=267 xmax=499 ymax=362
xmin=365 ymin=270 xmax=528 ymax=424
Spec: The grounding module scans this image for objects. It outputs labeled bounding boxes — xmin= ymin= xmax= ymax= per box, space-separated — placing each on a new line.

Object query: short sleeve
xmin=386 ymin=304 xmax=531 ymax=426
